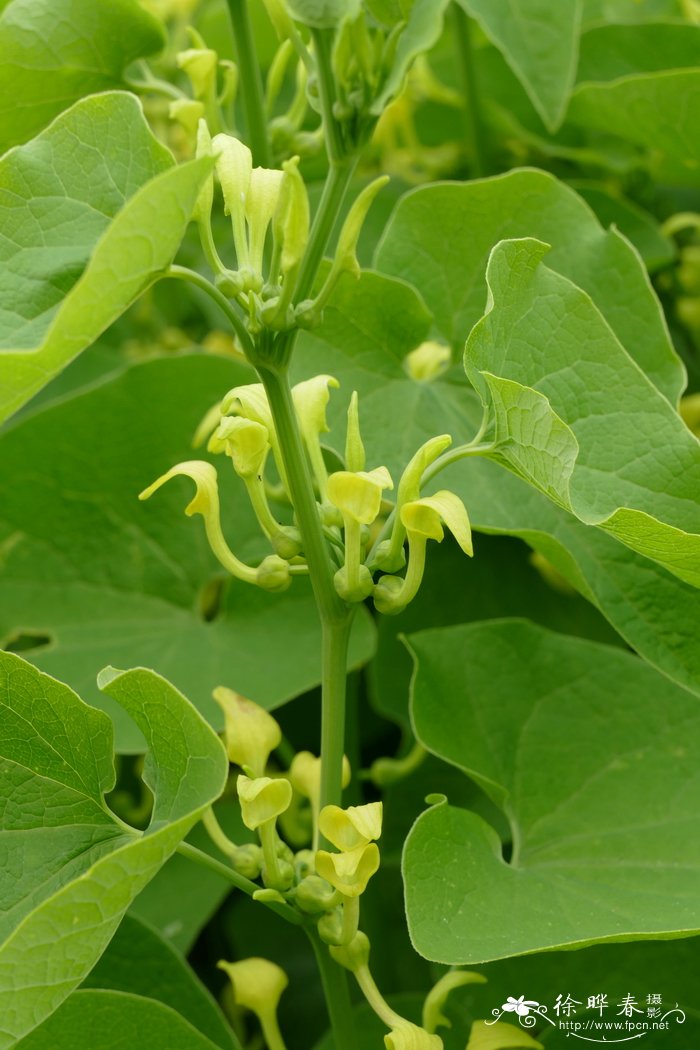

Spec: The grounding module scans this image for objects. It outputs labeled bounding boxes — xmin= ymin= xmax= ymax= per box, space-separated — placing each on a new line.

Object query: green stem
xmin=226 ymin=0 xmax=271 ymax=166
xmin=293 ymin=158 xmax=357 ymax=307
xmin=258 ymin=367 xmax=352 ymax=822
xmin=202 ymin=806 xmax=238 ymax=857
xmin=310 ymin=27 xmax=344 ymax=163
xmin=176 ymin=842 xmax=302 ymax=925
xmin=451 ymin=3 xmax=486 ymax=177
xmin=308 ymin=929 xmax=357 ymax=1050
xmin=259 ymin=1012 xmax=288 ymax=1050
xmin=165 ymin=266 xmax=255 ymax=358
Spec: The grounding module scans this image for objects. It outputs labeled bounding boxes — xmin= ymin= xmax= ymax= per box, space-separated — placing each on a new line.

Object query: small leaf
xmin=465 ymin=238 xmax=700 ymax=587
xmin=403 ymin=620 xmax=700 ymax=963
xmin=457 ymin=0 xmax=583 ymax=131
xmin=0 ymin=651 xmax=228 ymax=1045
xmin=0 ymin=0 xmax=164 ymax=150
xmin=0 ymin=92 xmax=212 ymax=424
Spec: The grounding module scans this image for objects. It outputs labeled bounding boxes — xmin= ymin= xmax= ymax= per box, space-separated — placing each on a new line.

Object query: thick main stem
xmin=309 ymin=930 xmax=357 ymax=1050
xmin=226 ymin=0 xmax=271 ymax=166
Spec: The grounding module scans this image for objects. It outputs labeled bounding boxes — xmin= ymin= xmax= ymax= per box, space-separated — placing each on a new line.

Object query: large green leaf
xmin=13 ymin=991 xmax=224 ymax=1050
xmin=296 ymin=265 xmax=700 ymax=701
xmin=0 ymin=652 xmax=227 ymax=1046
xmin=0 ymin=0 xmax=163 ymax=151
xmin=576 ymin=22 xmax=700 ymax=82
xmin=403 ymin=620 xmax=700 ymax=963
xmin=84 ymin=915 xmax=239 ymax=1049
xmin=0 ymin=354 xmax=375 ymax=751
xmin=374 ymin=169 xmax=684 ymax=405
xmin=465 ymin=237 xmax=700 ymax=588
xmin=567 ymin=69 xmax=700 ymax=186
xmin=457 ymin=0 xmax=582 ymax=131
xmin=0 ymin=92 xmax=211 ymax=424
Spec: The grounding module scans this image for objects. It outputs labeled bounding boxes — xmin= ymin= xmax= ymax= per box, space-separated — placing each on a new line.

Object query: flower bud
xmin=318 ymin=906 xmax=345 ymax=946
xmin=345 ymin=390 xmax=365 ymax=472
xmin=319 ymin=802 xmax=382 ymax=852
xmin=273 ymin=155 xmax=310 ymax=277
xmin=295 ymin=874 xmax=337 ymax=914
xmin=334 ymin=563 xmax=373 ymax=603
xmin=213 ymin=686 xmax=281 ymax=775
xmin=372 ymin=574 xmax=404 ymax=616
xmin=237 ymin=774 xmax=293 ymax=830
xmin=272 ymin=526 xmax=303 ymax=559
xmin=315 ymin=842 xmax=380 ymax=897
xmin=231 ymin=843 xmax=264 ymax=879
xmin=404 ymin=341 xmax=451 ymax=383
xmin=256 ymin=554 xmax=292 ymax=592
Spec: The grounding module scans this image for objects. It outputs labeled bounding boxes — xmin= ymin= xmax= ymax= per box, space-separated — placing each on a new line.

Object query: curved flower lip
xmin=384 ymin=1019 xmax=444 ymax=1049
xmin=327 ymin=466 xmax=393 ymax=525
xmin=217 ymin=956 xmax=288 ymax=1015
xmin=315 ymin=842 xmax=380 ymax=897
xmin=209 ymin=416 xmax=270 ymax=478
xmin=237 ymin=774 xmax=292 ymax=830
xmin=213 ymin=687 xmax=281 ymax=775
xmin=292 ymin=374 xmax=339 ymax=438
xmin=139 ymin=460 xmax=217 ymax=518
xmin=318 ymin=802 xmax=383 ymax=852
xmin=400 ymin=490 xmax=473 ymax=555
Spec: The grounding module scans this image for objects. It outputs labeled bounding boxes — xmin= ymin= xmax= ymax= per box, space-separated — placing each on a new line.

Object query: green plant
xmin=1 ymin=0 xmax=699 ymax=1048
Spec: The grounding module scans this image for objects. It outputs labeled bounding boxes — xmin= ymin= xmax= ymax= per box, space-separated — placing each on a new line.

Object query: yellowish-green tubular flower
xmin=169 ymin=98 xmax=205 ymax=138
xmin=373 ymin=434 xmax=452 ymax=573
xmin=221 ymin=383 xmax=289 ymax=494
xmin=218 ymin=957 xmax=289 ymax=1050
xmin=345 ymin=391 xmax=365 ymax=472
xmin=292 ymin=375 xmax=339 ymax=502
xmin=193 ymin=400 xmax=223 ymax=449
xmin=139 ymin=461 xmax=290 ymax=593
xmin=404 ymin=340 xmax=451 ymax=383
xmin=276 ymin=157 xmax=310 ymax=277
xmin=238 ymin=774 xmax=294 ymax=890
xmin=213 ymin=687 xmax=282 ymax=777
xmin=177 ymin=47 xmax=218 ymax=101
xmin=374 ymin=491 xmax=472 ymax=615
xmin=315 ymin=842 xmax=380 ymax=898
xmin=212 ymin=133 xmax=252 ymax=270
xmin=330 ymin=933 xmax=443 ymax=1047
xmin=327 ymin=466 xmax=393 ymax=602
xmin=209 ymin=416 xmax=300 ymax=557
xmin=289 ymin=751 xmax=351 ymax=850
xmin=384 ymin=1022 xmax=443 ymax=1049
xmin=246 ymin=167 xmax=285 ymax=281
xmin=193 ymin=119 xmax=230 ymax=278
xmin=318 ymin=802 xmax=382 ymax=852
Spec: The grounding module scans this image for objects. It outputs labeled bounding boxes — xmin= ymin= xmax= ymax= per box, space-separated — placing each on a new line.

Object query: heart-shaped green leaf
xmin=0 ymin=652 xmax=228 ymax=1046
xmin=403 ymin=620 xmax=700 ymax=963
xmin=465 ymin=237 xmax=700 ymax=588
xmin=84 ymin=914 xmax=239 ymax=1049
xmin=13 ymin=990 xmax=226 ymax=1050
xmin=457 ymin=0 xmax=583 ymax=132
xmin=0 ymin=0 xmax=163 ymax=151
xmin=375 ymin=169 xmax=684 ymax=405
xmin=0 ymin=91 xmax=211 ymax=424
